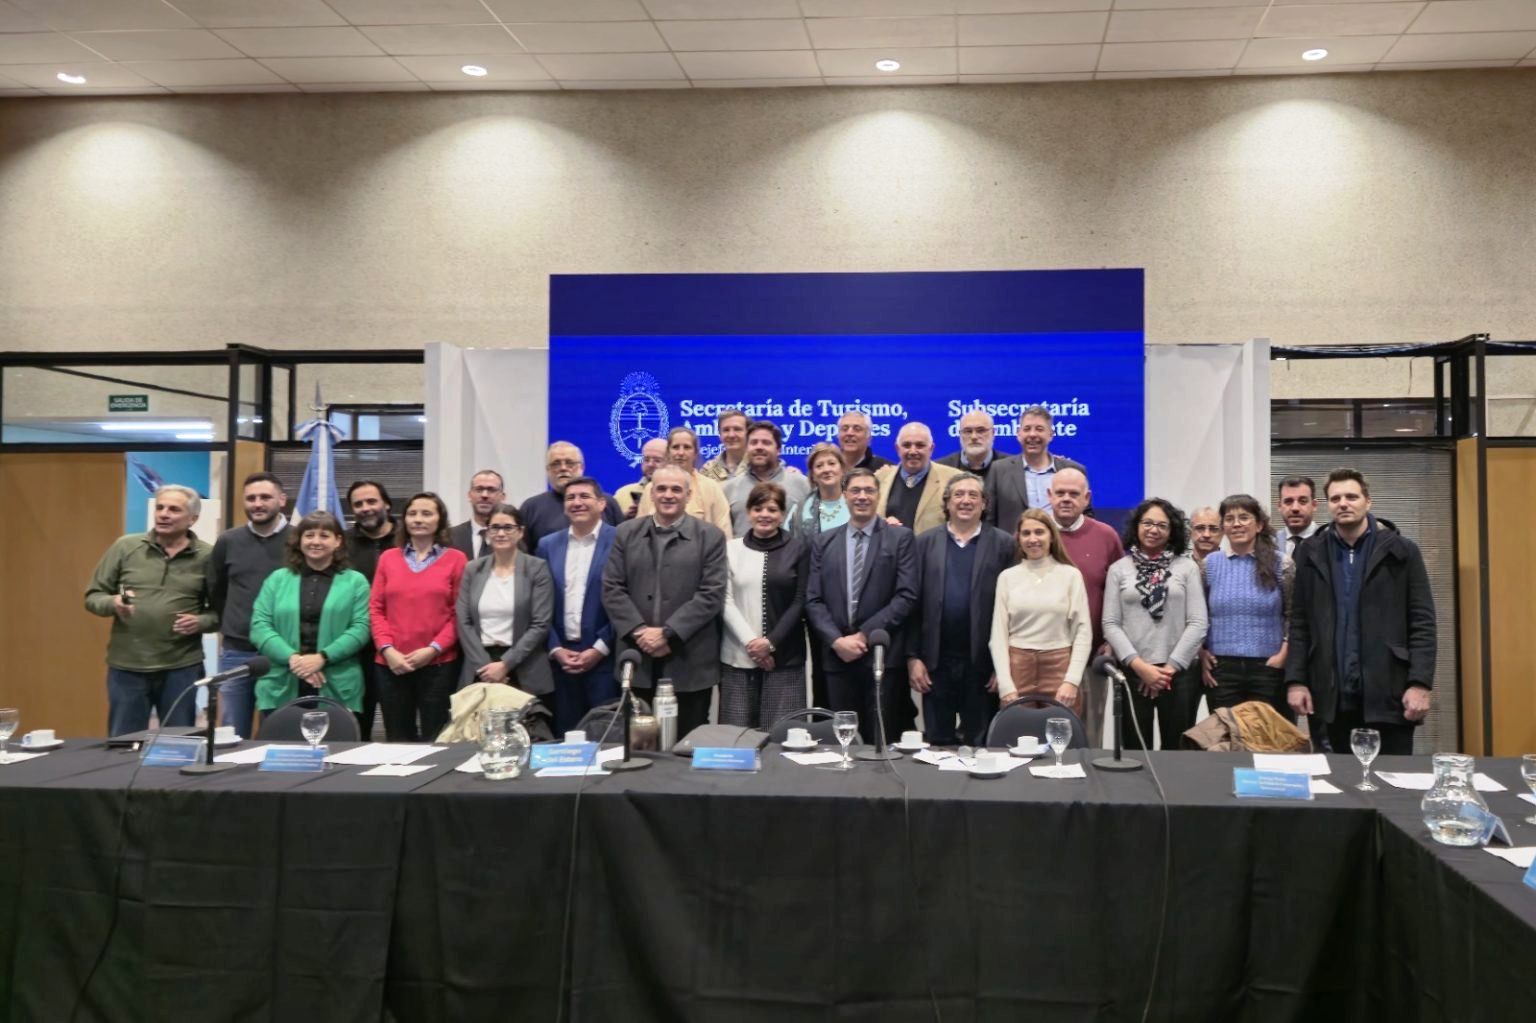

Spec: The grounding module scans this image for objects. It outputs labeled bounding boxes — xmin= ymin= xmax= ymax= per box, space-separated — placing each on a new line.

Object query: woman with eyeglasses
xmin=1102 ymin=498 xmax=1208 ymax=750
xmin=456 ymin=503 xmax=555 ymax=698
xmin=1198 ymin=493 xmax=1292 ymax=717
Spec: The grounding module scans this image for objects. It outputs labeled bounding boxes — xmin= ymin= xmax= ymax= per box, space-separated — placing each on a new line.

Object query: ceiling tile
xmin=508 ymin=21 xmax=666 ymax=53
xmin=1408 ymin=0 xmax=1536 ymax=33
xmin=360 ymin=24 xmax=528 ymax=55
xmin=488 ymin=0 xmax=650 ymax=19
xmin=536 ymin=52 xmax=686 ymax=78
xmin=1105 ymin=7 xmax=1265 ymax=43
xmin=816 ymin=45 xmax=957 ymax=74
xmin=1376 ymin=57 xmax=1519 ymax=68
xmin=558 ymin=78 xmax=693 ymax=88
xmin=959 ymin=70 xmax=1096 ymax=80
xmin=394 ymin=53 xmax=552 ymax=79
xmin=422 ymin=77 xmax=561 ymax=89
xmin=801 ymin=2 xmax=957 ymax=15
xmin=0 ymin=60 xmax=154 ymax=86
xmin=659 ymin=19 xmax=811 ymax=50
xmin=824 ymin=73 xmax=957 ymax=83
xmin=1383 ymin=30 xmax=1536 ymax=60
xmin=677 ymin=49 xmax=822 ymax=77
xmin=0 ymin=1 xmax=46 ymax=32
xmin=1097 ymin=38 xmax=1246 ymax=69
xmin=70 ymin=29 xmax=243 ymax=61
xmin=1257 ymin=3 xmax=1425 ymax=36
xmin=259 ymin=55 xmax=418 ymax=82
xmin=959 ymin=12 xmax=1111 ymax=44
xmin=642 ymin=0 xmax=803 ymax=17
xmin=960 ymin=1 xmax=1108 ymax=11
xmin=40 ymin=84 xmax=168 ymax=94
xmin=172 ymin=84 xmax=302 ymax=92
xmin=1095 ymin=68 xmax=1233 ymax=77
xmin=122 ymin=58 xmax=286 ymax=86
xmin=808 ymin=17 xmax=957 ymax=48
xmin=1231 ymin=62 xmax=1374 ymax=73
xmin=1238 ymin=34 xmax=1398 ymax=65
xmin=694 ymin=77 xmax=824 ymax=86
xmin=172 ymin=0 xmax=345 ymax=29
xmin=0 ymin=32 xmax=99 ymax=63
xmin=297 ymin=81 xmax=430 ymax=91
xmin=216 ymin=28 xmax=386 ymax=58
xmin=329 ymin=0 xmax=511 ymax=26
xmin=9 ymin=0 xmax=194 ymax=31
xmin=958 ymin=41 xmax=1100 ymax=70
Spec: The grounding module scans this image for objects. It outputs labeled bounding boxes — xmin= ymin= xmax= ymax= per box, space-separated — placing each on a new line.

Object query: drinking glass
xmin=833 ymin=711 xmax=858 ymax=771
xmin=1351 ymin=728 xmax=1380 ymax=792
xmin=0 ymin=708 xmax=17 ymax=759
xmin=300 ymin=711 xmax=329 ymax=752
xmin=1045 ymin=717 xmax=1072 ymax=770
xmin=1521 ymin=754 xmax=1536 ymax=825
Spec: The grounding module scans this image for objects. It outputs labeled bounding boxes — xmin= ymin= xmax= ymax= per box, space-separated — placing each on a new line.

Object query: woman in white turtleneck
xmin=989 ymin=508 xmax=1092 ymax=711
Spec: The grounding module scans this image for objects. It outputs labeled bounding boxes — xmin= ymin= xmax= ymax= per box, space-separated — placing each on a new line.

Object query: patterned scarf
xmin=1131 ymin=546 xmax=1174 ymax=621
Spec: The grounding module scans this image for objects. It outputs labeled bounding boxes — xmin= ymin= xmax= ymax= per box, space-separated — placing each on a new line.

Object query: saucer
xmin=968 ymin=766 xmax=1008 ymax=779
xmin=894 ymin=742 xmax=928 ymax=753
xmin=19 ymin=738 xmax=63 ymax=751
xmin=781 ymin=740 xmax=820 ymax=752
xmin=214 ymin=736 xmax=243 ymax=748
xmin=1010 ymin=747 xmax=1043 ymax=758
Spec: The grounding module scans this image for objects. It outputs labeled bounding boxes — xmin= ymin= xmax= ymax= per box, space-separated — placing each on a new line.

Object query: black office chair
xmin=985 ymin=696 xmax=1089 ymax=750
xmin=765 ymin=707 xmax=839 ymax=745
xmin=577 ymin=696 xmax=655 ymax=748
xmin=260 ymin=695 xmax=361 ymax=743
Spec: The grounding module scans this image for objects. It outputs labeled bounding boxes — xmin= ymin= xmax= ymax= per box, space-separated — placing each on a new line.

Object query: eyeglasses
xmin=1192 ymin=525 xmax=1221 ymax=534
xmin=1139 ymin=520 xmax=1171 ymax=533
xmin=486 ymin=524 xmax=521 ymax=533
xmin=1222 ymin=514 xmax=1256 ymax=525
xmin=548 ymin=459 xmax=580 ymax=469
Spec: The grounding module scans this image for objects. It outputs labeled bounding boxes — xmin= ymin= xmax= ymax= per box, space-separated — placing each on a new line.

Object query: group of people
xmin=84 ymin=403 xmax=1437 ymax=757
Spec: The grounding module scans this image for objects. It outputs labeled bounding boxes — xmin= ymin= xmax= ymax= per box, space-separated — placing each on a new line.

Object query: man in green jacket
xmin=84 ymin=485 xmax=219 ymax=736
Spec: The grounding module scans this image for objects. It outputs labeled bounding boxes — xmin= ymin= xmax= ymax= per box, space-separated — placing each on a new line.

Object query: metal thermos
xmin=655 ymin=680 xmax=678 ymax=751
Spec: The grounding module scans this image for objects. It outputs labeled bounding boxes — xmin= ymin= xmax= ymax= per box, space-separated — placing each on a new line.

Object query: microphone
xmin=855 ymin=629 xmax=900 ymax=761
xmin=1091 ymin=653 xmax=1127 ymax=685
xmin=611 ymin=649 xmax=649 ymax=772
xmin=194 ymin=655 xmax=269 ymax=687
xmin=618 ymin=648 xmax=640 ymax=690
xmin=868 ymin=628 xmax=890 ymax=681
xmin=1089 ymin=653 xmax=1143 ymax=773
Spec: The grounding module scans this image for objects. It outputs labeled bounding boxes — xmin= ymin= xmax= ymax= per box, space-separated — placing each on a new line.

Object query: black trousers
xmin=826 ymin=656 xmax=901 ymax=745
xmin=1207 ymin=655 xmax=1289 ymax=718
xmin=1326 ymin=705 xmax=1416 ymax=757
xmin=1122 ymin=662 xmax=1201 ymax=751
xmin=634 ymin=686 xmax=713 ymax=739
xmin=380 ymin=660 xmax=456 ymax=743
xmin=922 ymin=653 xmax=997 ymax=747
xmin=809 ymin=643 xmax=830 ymax=710
xmin=358 ymin=643 xmax=381 ymax=739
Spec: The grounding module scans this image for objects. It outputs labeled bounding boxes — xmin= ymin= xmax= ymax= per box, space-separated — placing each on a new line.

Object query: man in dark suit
xmin=984 ymin=405 xmax=1087 ymax=532
xmin=907 ymin=472 xmax=1016 ymax=746
xmin=1286 ymin=468 xmax=1435 ymax=757
xmin=805 ymin=467 xmax=918 ymax=744
xmin=448 ymin=469 xmax=505 ymax=560
xmin=936 ymin=409 xmax=1007 ymax=480
xmin=536 ymin=476 xmax=619 ymax=734
xmin=602 ymin=465 xmax=728 ymax=737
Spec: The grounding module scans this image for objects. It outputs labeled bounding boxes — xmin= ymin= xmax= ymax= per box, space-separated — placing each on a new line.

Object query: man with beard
xmin=1276 ymin=476 xmax=1320 ymax=556
xmin=722 ymin=421 xmax=811 ymax=537
xmin=984 ymin=405 xmax=1087 ymax=532
xmin=937 ymin=409 xmax=1007 ymax=479
xmin=346 ymin=479 xmax=396 ymax=738
xmin=519 ymin=441 xmax=624 ymax=554
xmin=449 ymin=469 xmax=506 ymax=560
xmin=207 ymin=472 xmax=292 ymax=738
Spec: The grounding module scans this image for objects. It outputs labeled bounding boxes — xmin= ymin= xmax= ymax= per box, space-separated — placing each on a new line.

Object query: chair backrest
xmin=765 ymin=707 xmax=839 ymax=744
xmin=260 ymin=695 xmax=361 ymax=743
xmin=985 ymin=697 xmax=1088 ymax=750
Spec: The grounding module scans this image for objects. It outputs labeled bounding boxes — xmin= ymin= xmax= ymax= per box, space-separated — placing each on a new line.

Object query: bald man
xmin=875 ymin=422 xmax=962 ymax=536
xmin=1049 ymin=467 xmax=1124 ymax=747
xmin=519 ymin=441 xmax=625 ymax=554
xmin=1190 ymin=507 xmax=1222 ymax=563
xmin=937 ymin=409 xmax=1007 ymax=479
xmin=614 ymin=438 xmax=669 ymax=519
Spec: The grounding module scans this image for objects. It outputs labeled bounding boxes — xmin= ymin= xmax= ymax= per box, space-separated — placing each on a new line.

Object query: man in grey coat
xmin=602 ymin=465 xmax=728 ymax=736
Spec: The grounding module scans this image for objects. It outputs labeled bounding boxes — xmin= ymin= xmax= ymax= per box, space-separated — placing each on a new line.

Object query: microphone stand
xmin=181 ymin=680 xmax=237 ymax=775
xmin=609 ymin=659 xmax=651 ymax=772
xmin=1092 ymin=672 xmax=1144 ymax=772
xmin=855 ymin=644 xmax=902 ymax=762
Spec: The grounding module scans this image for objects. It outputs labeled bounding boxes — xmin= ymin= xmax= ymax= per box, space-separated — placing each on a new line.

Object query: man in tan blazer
xmin=875 ymin=422 xmax=961 ymax=536
xmin=636 ymin=426 xmax=733 ymax=536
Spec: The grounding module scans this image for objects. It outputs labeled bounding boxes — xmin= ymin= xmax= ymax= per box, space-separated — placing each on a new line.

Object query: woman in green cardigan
xmin=249 ymin=510 xmax=372 ymax=725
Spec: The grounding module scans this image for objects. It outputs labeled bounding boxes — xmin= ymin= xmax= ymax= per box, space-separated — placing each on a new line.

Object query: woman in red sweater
xmin=369 ymin=492 xmax=466 ymax=741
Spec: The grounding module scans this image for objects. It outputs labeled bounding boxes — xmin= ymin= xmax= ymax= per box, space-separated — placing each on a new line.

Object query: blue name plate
xmin=1460 ymin=804 xmax=1512 ymax=847
xmin=691 ymin=747 xmax=758 ymax=772
xmin=142 ymin=735 xmax=206 ymax=768
xmin=260 ymin=745 xmax=327 ymax=773
xmin=530 ymin=742 xmax=599 ymax=770
xmin=1525 ymin=856 xmax=1536 ymax=893
xmin=1233 ymin=768 xmax=1312 ymax=800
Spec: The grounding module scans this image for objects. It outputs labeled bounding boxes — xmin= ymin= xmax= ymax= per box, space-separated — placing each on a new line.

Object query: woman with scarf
xmin=1102 ymin=498 xmax=1208 ymax=751
xmin=720 ymin=482 xmax=810 ymax=729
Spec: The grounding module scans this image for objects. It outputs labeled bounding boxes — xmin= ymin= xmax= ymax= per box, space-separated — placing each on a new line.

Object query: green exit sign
xmin=108 ymin=395 xmax=149 ymax=413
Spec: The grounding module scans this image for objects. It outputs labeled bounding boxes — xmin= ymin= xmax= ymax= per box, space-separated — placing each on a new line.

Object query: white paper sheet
xmin=0 ymin=752 xmax=47 ymax=765
xmin=1253 ymin=754 xmax=1331 ymax=776
xmin=1483 ymin=846 xmax=1536 ymax=869
xmin=782 ymin=751 xmax=845 ymax=766
xmin=1517 ymin=793 xmax=1535 ymax=807
xmin=912 ymin=749 xmax=956 ymax=766
xmin=214 ymin=743 xmax=281 ymax=764
xmin=455 ymin=754 xmax=483 ymax=774
xmin=535 ymin=765 xmax=610 ymax=778
xmin=325 ymin=743 xmax=444 ymax=766
xmin=597 ymin=746 xmax=627 ymax=764
xmin=937 ymin=756 xmax=1028 ymax=774
xmin=1030 ymin=763 xmax=1088 ymax=779
xmin=1376 ymin=771 xmax=1506 ymax=793
xmin=360 ymin=764 xmax=435 ymax=777
xmin=1310 ymin=779 xmax=1342 ymax=795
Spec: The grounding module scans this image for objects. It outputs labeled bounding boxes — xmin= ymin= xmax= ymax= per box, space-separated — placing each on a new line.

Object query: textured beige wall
xmin=2 ymin=70 xmax=1533 ymax=378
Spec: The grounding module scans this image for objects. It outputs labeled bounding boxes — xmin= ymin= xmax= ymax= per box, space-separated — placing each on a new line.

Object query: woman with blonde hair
xmin=989 ymin=508 xmax=1092 ymax=710
xmin=793 ymin=442 xmax=850 ymax=536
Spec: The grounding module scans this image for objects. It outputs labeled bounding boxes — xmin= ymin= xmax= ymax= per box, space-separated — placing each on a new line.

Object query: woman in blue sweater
xmin=1200 ymin=494 xmax=1294 ymax=718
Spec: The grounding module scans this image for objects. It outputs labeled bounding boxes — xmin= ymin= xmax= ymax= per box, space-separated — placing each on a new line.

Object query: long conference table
xmin=0 ymin=741 xmax=1532 ymax=1022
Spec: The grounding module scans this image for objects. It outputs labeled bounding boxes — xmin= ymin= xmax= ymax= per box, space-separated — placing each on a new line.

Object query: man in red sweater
xmin=1049 ymin=468 xmax=1124 ymax=748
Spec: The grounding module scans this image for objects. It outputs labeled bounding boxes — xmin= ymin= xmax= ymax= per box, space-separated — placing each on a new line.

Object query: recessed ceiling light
xmin=56 ymin=72 xmax=87 ymax=84
xmin=1302 ymin=49 xmax=1328 ymax=62
xmin=874 ymin=59 xmax=901 ymax=72
xmin=461 ymin=64 xmax=488 ymax=77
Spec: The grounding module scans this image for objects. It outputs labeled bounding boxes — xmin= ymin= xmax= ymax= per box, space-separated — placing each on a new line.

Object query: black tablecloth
xmin=0 ymin=743 xmax=1531 ymax=1022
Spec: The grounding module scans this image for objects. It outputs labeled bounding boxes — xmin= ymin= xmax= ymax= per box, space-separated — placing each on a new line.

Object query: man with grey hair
xmin=519 ymin=440 xmax=624 ymax=554
xmin=937 ymin=409 xmax=1006 ymax=479
xmin=984 ymin=405 xmax=1087 ymax=531
xmin=875 ymin=422 xmax=961 ymax=535
xmin=614 ymin=438 xmax=669 ymax=519
xmin=1190 ymin=506 xmax=1222 ymax=563
xmin=85 ymin=484 xmax=218 ymax=736
xmin=837 ymin=410 xmax=891 ymax=471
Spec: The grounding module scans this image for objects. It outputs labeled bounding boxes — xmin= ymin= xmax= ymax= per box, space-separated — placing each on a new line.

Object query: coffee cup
xmin=1015 ymin=735 xmax=1042 ymax=754
xmin=975 ymin=751 xmax=1005 ymax=773
xmin=564 ymin=730 xmax=587 ymax=745
xmin=214 ymin=725 xmax=238 ymax=743
xmin=900 ymin=730 xmax=922 ymax=747
xmin=23 ymin=729 xmax=55 ymax=746
xmin=786 ymin=727 xmax=812 ymax=745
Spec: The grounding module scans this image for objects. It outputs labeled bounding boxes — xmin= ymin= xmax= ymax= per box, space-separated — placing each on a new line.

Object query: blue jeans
xmin=106 ymin=664 xmax=202 ymax=737
xmin=216 ymin=646 xmax=261 ymax=738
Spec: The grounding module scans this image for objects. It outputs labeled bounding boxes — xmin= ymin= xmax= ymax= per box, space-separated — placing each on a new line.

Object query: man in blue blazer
xmin=535 ymin=477 xmax=618 ymax=734
xmin=805 ymin=467 xmax=918 ymax=744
